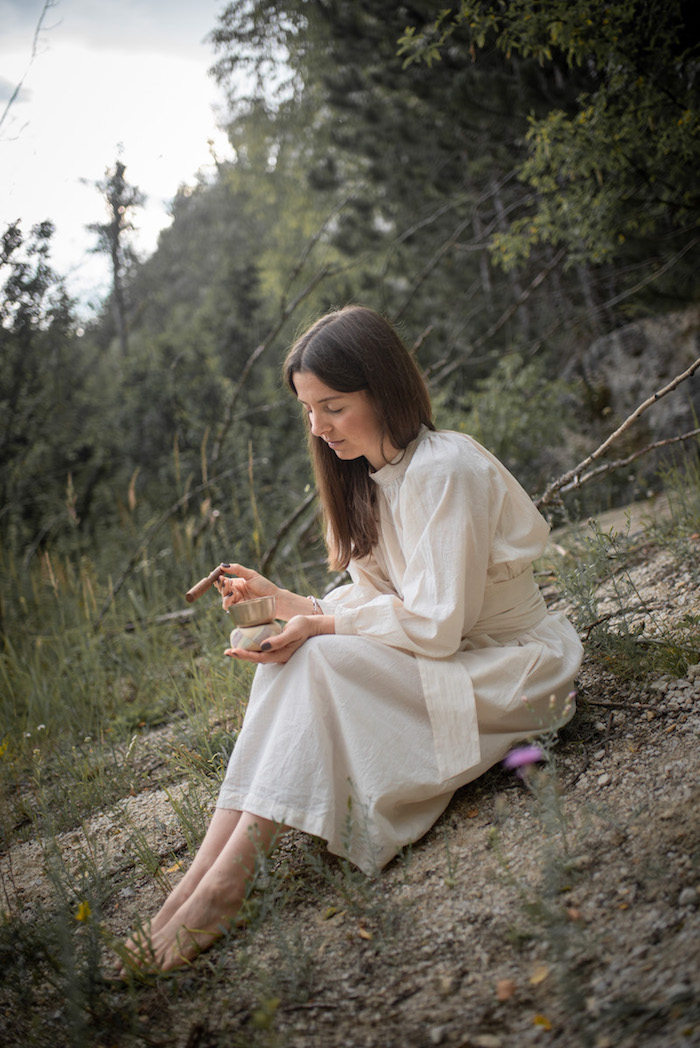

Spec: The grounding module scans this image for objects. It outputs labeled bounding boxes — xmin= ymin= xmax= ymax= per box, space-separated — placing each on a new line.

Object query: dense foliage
xmin=399 ymin=0 xmax=700 ymax=270
xmin=2 ymin=0 xmax=699 ymax=589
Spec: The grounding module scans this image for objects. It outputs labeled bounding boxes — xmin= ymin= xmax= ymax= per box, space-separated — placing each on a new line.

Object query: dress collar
xmin=369 ymin=426 xmax=429 ymax=488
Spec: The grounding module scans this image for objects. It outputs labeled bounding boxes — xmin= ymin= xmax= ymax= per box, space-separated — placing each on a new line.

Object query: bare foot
xmin=117 ymin=922 xmax=157 ymax=978
xmin=119 ymin=878 xmax=243 ymax=975
xmin=119 ymin=910 xmax=231 ymax=975
xmin=117 ymin=811 xmax=284 ymax=976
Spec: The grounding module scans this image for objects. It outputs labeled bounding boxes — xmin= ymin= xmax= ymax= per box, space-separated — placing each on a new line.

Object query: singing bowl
xmin=229 ymin=595 xmax=276 ymax=626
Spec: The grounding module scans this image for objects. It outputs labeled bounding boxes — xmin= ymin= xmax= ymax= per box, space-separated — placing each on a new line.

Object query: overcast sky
xmin=0 ymin=0 xmax=231 ymax=314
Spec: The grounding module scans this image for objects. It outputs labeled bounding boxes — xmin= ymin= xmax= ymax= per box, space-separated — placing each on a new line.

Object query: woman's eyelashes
xmin=305 ymin=406 xmax=343 ymax=421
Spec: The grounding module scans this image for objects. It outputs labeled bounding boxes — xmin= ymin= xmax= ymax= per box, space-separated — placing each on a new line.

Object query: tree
xmin=209 ymin=0 xmax=605 ymax=380
xmin=0 ymin=221 xmax=89 ymax=550
xmin=399 ymin=0 xmax=700 ymax=272
xmin=87 ymin=160 xmax=145 ymax=354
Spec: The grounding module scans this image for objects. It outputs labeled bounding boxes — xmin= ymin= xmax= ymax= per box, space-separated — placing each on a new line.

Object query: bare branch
xmin=0 ymin=0 xmax=57 ymax=136
xmin=535 ymin=358 xmax=700 ymax=508
xmin=210 ymin=262 xmax=343 ymax=467
xmin=556 ymin=428 xmax=700 ymax=496
xmin=260 ymin=488 xmax=318 ymax=575
xmin=207 ymin=193 xmax=363 ymax=469
xmin=392 ymin=173 xmax=529 ymax=323
xmin=587 ymin=237 xmax=700 ymax=319
xmin=393 ymin=213 xmax=475 ymax=322
xmin=427 ymin=248 xmax=566 ymax=383
xmin=280 ymin=192 xmax=355 ymax=302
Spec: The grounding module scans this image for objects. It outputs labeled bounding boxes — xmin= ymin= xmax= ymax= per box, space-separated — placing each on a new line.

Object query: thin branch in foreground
xmin=426 ymin=247 xmax=566 ymax=383
xmin=0 ymin=0 xmax=56 ymax=135
xmin=260 ymin=488 xmax=318 ymax=576
xmin=209 ymin=263 xmax=342 ymax=468
xmin=556 ymin=428 xmax=700 ymax=496
xmin=535 ymin=356 xmax=700 ymax=508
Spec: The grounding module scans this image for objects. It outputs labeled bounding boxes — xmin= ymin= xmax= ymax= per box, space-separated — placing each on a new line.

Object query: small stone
xmin=597 ymin=773 xmax=611 ymax=786
xmin=678 ymin=887 xmax=698 ymax=907
xmin=496 ymin=978 xmax=516 ymax=1001
xmin=472 ymin=1037 xmax=503 ymax=1048
xmin=430 ymin=1026 xmax=447 ymax=1045
xmin=437 ymin=974 xmax=457 ymax=997
xmin=667 ymin=982 xmax=692 ymax=999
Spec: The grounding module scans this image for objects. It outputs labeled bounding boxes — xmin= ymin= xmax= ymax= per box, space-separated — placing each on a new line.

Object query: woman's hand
xmin=215 ymin=563 xmax=278 ymax=612
xmin=216 ymin=563 xmax=324 ymax=622
xmin=226 ymin=614 xmax=335 ymax=665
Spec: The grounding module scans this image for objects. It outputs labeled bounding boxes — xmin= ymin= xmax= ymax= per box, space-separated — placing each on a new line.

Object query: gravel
xmin=2 ymin=537 xmax=699 ymax=1048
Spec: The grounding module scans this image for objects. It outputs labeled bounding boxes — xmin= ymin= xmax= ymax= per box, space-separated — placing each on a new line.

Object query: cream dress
xmin=218 ymin=428 xmax=583 ymax=874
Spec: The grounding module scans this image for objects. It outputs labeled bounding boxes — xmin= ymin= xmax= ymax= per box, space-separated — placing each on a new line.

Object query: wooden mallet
xmin=185 ymin=565 xmax=224 ymax=604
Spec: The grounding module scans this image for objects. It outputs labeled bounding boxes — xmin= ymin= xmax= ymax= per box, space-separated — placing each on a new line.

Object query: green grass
xmin=545 ymin=450 xmax=700 ymax=681
xmin=1 ymin=449 xmax=699 ymax=1047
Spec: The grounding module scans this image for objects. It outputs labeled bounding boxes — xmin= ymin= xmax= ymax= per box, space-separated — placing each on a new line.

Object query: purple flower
xmin=503 ymin=744 xmax=545 ymax=775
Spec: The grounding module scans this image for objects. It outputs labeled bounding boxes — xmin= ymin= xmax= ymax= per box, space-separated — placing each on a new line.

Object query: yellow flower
xmin=75 ymin=900 xmax=91 ymax=922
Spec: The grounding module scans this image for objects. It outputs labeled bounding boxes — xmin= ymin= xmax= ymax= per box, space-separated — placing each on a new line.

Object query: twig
xmin=588 ymin=236 xmax=700 ymax=316
xmin=121 ymin=609 xmax=195 ymax=633
xmin=281 ymin=192 xmax=355 ymax=302
xmin=583 ymin=699 xmax=661 ymax=712
xmin=210 ymin=263 xmax=344 ymax=467
xmin=209 ymin=196 xmax=361 ymax=469
xmin=535 ymin=355 xmax=700 ymax=508
xmin=0 ymin=0 xmax=56 ymax=135
xmin=260 ymin=488 xmax=318 ymax=575
xmin=427 ymin=248 xmax=566 ymax=383
xmin=557 ymin=428 xmax=700 ymax=495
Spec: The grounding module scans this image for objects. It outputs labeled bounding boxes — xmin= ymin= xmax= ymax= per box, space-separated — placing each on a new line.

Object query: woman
xmin=121 ymin=305 xmax=582 ymax=973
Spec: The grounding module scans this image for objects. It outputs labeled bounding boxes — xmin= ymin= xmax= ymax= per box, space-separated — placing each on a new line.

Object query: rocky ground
xmin=2 ymin=519 xmax=699 ymax=1048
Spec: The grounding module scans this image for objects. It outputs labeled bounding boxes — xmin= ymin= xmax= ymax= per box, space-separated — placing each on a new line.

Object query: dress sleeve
xmin=319 ymin=549 xmax=396 ymax=610
xmin=331 ymin=448 xmax=501 ymax=656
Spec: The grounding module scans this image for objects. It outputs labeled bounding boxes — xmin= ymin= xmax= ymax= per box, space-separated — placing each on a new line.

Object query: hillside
xmin=1 ymin=506 xmax=699 ymax=1048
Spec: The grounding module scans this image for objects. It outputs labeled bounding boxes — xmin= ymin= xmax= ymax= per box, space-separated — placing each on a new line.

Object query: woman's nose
xmin=309 ymin=413 xmax=324 ymax=437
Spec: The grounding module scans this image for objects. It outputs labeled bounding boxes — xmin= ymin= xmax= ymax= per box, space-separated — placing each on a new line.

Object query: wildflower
xmin=37 ymin=724 xmax=46 ymax=732
xmin=75 ymin=900 xmax=91 ymax=922
xmin=503 ymin=744 xmax=545 ymax=778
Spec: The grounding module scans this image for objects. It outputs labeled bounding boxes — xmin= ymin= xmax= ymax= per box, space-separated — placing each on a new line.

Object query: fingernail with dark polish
xmin=221 ymin=563 xmax=231 ymax=567
xmin=260 ymin=642 xmax=271 ymax=652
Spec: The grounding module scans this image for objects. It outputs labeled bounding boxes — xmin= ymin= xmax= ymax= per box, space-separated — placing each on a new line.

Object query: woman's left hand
xmin=225 ymin=614 xmax=334 ymax=665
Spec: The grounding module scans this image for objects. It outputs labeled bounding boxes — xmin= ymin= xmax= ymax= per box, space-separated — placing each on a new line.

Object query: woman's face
xmin=293 ymin=371 xmax=399 ymax=471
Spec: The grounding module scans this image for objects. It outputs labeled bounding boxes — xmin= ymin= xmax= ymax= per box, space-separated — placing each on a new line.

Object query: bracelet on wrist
xmin=307 ymin=595 xmax=322 ymax=615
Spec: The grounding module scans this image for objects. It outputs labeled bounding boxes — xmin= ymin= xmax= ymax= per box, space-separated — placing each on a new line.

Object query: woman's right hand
xmin=215 ymin=563 xmax=279 ymax=612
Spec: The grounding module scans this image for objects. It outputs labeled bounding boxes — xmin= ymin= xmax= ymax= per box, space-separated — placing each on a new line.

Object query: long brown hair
xmin=284 ymin=305 xmax=434 ymax=570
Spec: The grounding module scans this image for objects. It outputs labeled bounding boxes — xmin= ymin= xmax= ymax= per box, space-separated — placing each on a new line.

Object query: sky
xmin=0 ymin=0 xmax=232 ymax=315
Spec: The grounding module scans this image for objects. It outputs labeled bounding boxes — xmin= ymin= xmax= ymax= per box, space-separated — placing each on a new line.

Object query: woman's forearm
xmin=275 ymin=588 xmax=326 ymax=622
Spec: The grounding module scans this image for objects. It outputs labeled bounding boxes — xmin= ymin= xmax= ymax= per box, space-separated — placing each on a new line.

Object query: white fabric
xmin=218 ymin=428 xmax=583 ymax=874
